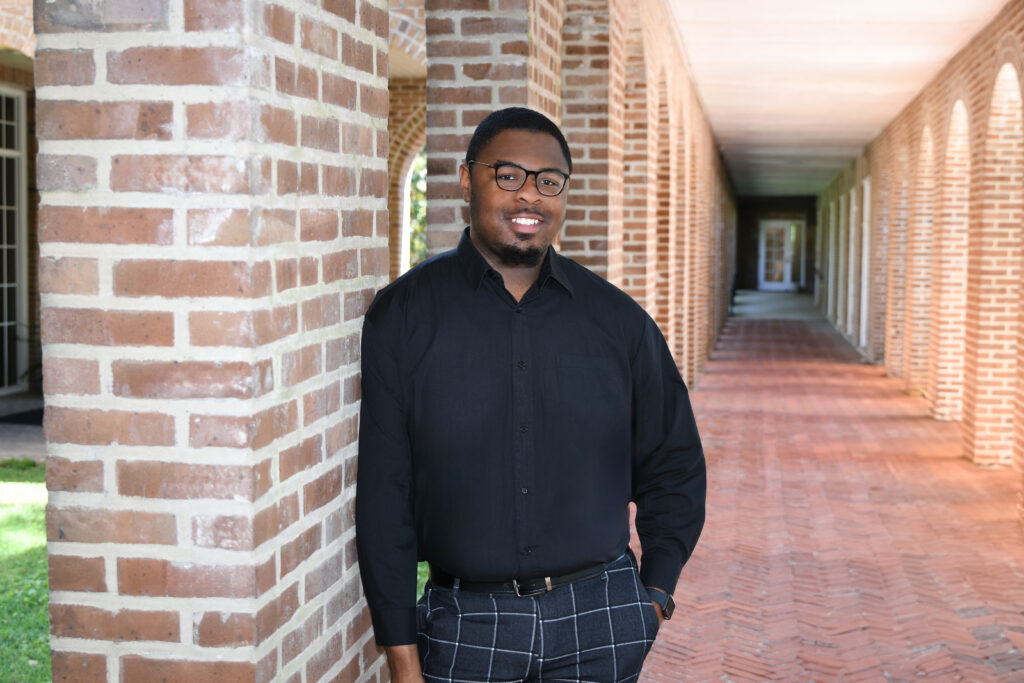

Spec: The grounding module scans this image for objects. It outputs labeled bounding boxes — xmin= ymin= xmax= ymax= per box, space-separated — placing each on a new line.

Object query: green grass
xmin=0 ymin=458 xmax=51 ymax=683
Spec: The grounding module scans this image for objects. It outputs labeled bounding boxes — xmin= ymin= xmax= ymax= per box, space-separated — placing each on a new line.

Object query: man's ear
xmin=459 ymin=163 xmax=472 ymax=202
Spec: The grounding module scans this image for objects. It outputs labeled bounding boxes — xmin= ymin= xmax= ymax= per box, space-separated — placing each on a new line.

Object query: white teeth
xmin=511 ymin=217 xmax=540 ymax=225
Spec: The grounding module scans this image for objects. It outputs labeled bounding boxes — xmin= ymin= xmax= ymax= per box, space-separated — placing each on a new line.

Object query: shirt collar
xmin=457 ymin=227 xmax=575 ymax=298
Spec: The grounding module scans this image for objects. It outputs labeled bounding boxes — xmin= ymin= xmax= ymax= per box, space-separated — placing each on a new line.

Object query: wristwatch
xmin=647 ymin=588 xmax=675 ymax=620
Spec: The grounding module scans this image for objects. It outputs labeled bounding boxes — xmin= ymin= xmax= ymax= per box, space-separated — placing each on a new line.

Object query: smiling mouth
xmin=511 ymin=216 xmax=541 ymax=227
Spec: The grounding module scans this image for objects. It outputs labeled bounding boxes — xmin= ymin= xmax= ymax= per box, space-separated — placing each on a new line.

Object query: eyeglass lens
xmin=495 ymin=164 xmax=566 ymax=196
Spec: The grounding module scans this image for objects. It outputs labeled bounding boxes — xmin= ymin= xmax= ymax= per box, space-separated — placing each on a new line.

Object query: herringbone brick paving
xmin=642 ymin=315 xmax=1024 ymax=681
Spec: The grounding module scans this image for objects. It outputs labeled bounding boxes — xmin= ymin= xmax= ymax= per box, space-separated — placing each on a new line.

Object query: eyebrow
xmin=493 ymin=159 xmax=569 ymax=174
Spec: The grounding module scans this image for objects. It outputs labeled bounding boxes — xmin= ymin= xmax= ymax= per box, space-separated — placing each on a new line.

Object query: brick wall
xmin=37 ymin=1 xmax=390 ymax=679
xmin=817 ymin=0 xmax=1024 ymax=518
xmin=0 ymin=0 xmax=33 ymax=57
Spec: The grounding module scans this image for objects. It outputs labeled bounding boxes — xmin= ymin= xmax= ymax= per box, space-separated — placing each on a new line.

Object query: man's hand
xmin=385 ymin=644 xmax=425 ymax=683
xmin=647 ymin=586 xmax=667 ymax=627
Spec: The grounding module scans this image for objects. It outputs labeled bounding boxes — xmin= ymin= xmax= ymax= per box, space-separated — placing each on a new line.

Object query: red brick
xmin=185 ymin=0 xmax=244 ymax=31
xmin=256 ymin=582 xmax=299 ymax=642
xmin=187 ymin=101 xmax=248 ymax=139
xmin=38 ymin=100 xmax=171 ymax=140
xmin=118 ymin=460 xmax=260 ymax=500
xmin=301 ymin=115 xmax=340 ymax=152
xmin=39 ymin=257 xmax=98 ymax=295
xmin=120 ymin=657 xmax=256 ymax=682
xmin=35 ymin=49 xmax=95 ymax=86
xmin=303 ymin=465 xmax=343 ymax=514
xmin=264 ymin=3 xmax=295 ymax=44
xmin=283 ymin=607 xmax=324 ymax=664
xmin=254 ymin=208 xmax=296 ymax=245
xmin=112 ymin=360 xmax=272 ymax=399
xmin=48 ymin=556 xmax=106 ymax=592
xmin=38 ymin=154 xmax=96 ymax=191
xmin=324 ymin=0 xmax=355 ymax=22
xmin=110 ymin=155 xmax=249 ymax=194
xmin=280 ymin=524 xmax=322 ymax=578
xmin=108 ymin=47 xmax=245 ymax=85
xmin=46 ymin=456 xmax=103 ymax=493
xmin=113 ymin=260 xmax=271 ymax=298
xmin=277 ymin=258 xmax=298 ymax=292
xmin=283 ymin=344 xmax=322 ymax=386
xmin=50 ymin=604 xmax=179 ymax=642
xmin=189 ymin=414 xmax=252 ymax=449
xmin=51 ymin=651 xmax=106 ymax=682
xmin=260 ymin=105 xmax=298 ymax=145
xmin=344 ymin=287 xmax=376 ymax=321
xmin=301 ymin=17 xmax=338 ymax=58
xmin=192 ymin=515 xmax=254 ymax=550
xmin=325 ymin=414 xmax=359 ymax=457
xmin=305 ymin=632 xmax=344 ymax=682
xmin=342 ymin=209 xmax=374 ymax=237
xmin=302 ymin=294 xmax=341 ymax=332
xmin=360 ymin=0 xmax=388 ymax=39
xmin=324 ymin=574 xmax=361 ymax=628
xmin=324 ymin=166 xmax=356 ymax=196
xmin=188 ymin=208 xmax=250 ymax=246
xmin=341 ymin=33 xmax=373 ymax=73
xmin=195 ymin=612 xmax=256 ymax=648
xmin=40 ymin=206 xmax=172 ymax=244
xmin=47 ymin=507 xmax=177 ymax=544
xmin=359 ymin=84 xmax=388 ymax=117
xmin=324 ymin=251 xmax=358 ymax=282
xmin=300 ymin=257 xmax=319 ymax=285
xmin=36 ymin=1 xmax=168 ymax=32
xmin=304 ymin=550 xmax=343 ymax=601
xmin=45 ymin=407 xmax=175 ymax=446
xmin=324 ymin=72 xmax=357 ymax=108
xmin=254 ymin=493 xmax=300 ymax=547
xmin=253 ymin=401 xmax=299 ymax=449
xmin=42 ymin=357 xmax=100 ymax=396
xmin=280 ymin=435 xmax=323 ymax=481
xmin=303 ymin=381 xmax=341 ymax=426
xmin=300 ymin=209 xmax=339 ymax=242
xmin=361 ymin=246 xmax=389 ymax=277
xmin=118 ymin=558 xmax=256 ymax=598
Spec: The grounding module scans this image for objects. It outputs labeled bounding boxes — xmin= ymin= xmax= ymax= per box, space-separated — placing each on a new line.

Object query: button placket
xmin=510 ymin=304 xmax=536 ymax=575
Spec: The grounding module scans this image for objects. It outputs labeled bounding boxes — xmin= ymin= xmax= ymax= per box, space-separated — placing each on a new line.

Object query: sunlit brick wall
xmin=36 ymin=0 xmax=389 ymax=679
xmin=817 ymin=0 xmax=1024 ymax=518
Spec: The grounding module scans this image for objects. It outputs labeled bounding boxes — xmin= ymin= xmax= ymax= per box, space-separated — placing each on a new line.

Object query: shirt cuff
xmin=637 ymin=547 xmax=683 ymax=597
xmin=369 ymin=605 xmax=418 ymax=647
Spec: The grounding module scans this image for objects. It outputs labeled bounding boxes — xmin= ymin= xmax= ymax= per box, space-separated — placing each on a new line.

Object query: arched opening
xmin=928 ymin=100 xmax=970 ymax=420
xmin=964 ymin=63 xmax=1024 ymax=464
xmin=885 ymin=141 xmax=910 ymax=378
xmin=386 ymin=82 xmax=426 ymax=281
xmin=673 ymin=105 xmax=690 ymax=379
xmin=903 ymin=125 xmax=935 ymax=395
xmin=405 ymin=148 xmax=427 ymax=273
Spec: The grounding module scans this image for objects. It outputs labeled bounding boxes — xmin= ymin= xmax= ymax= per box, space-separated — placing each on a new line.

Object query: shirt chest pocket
xmin=556 ymin=353 xmax=627 ymax=421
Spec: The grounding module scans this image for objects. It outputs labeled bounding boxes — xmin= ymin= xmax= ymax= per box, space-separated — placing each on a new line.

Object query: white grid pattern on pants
xmin=416 ymin=553 xmax=660 ymax=682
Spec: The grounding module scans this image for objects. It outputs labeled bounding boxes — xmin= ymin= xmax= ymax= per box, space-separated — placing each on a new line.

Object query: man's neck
xmin=496 ymin=264 xmax=542 ymax=302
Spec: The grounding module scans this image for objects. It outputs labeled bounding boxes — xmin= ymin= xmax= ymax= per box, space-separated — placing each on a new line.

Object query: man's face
xmin=460 ymin=129 xmax=569 ymax=269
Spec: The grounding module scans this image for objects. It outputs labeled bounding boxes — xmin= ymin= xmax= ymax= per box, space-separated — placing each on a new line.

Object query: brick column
xmin=37 ymin=1 xmax=388 ymax=680
xmin=560 ymin=0 xmax=625 ymax=283
xmin=387 ymin=78 xmax=427 ymax=279
xmin=424 ymin=0 xmax=566 ymax=255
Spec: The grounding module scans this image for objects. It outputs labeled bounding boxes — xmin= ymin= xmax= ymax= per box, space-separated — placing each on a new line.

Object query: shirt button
xmin=515 ymin=308 xmax=524 ymax=315
xmin=519 ymin=425 xmax=529 ymax=432
xmin=517 ymin=360 xmax=526 ymax=370
xmin=522 ymin=547 xmax=532 ymax=556
xmin=521 ymin=487 xmax=528 ymax=494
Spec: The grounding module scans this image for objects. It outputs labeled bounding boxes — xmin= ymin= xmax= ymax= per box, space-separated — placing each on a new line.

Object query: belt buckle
xmin=512 ymin=576 xmax=553 ymax=598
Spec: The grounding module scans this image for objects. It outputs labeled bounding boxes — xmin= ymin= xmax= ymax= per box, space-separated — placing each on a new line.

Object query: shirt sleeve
xmin=355 ymin=303 xmax=419 ymax=646
xmin=630 ymin=314 xmax=707 ymax=595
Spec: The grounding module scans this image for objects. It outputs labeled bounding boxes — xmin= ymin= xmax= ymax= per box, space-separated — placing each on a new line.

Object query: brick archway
xmin=903 ymin=125 xmax=935 ymax=395
xmin=928 ymin=100 xmax=970 ymax=420
xmin=0 ymin=0 xmax=33 ymax=58
xmin=964 ymin=62 xmax=1024 ymax=465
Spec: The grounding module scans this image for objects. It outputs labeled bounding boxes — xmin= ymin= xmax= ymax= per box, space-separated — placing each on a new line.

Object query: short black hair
xmin=465 ymin=107 xmax=572 ymax=174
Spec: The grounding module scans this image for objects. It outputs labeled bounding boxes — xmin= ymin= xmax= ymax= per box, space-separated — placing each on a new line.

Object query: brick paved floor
xmin=642 ymin=315 xmax=1024 ymax=681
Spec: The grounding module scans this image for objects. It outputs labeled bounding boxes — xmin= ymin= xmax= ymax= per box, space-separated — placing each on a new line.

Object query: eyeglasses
xmin=467 ymin=160 xmax=570 ymax=197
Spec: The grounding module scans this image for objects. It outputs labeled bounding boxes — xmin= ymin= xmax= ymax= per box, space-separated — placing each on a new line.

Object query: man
xmin=356 ymin=107 xmax=706 ymax=682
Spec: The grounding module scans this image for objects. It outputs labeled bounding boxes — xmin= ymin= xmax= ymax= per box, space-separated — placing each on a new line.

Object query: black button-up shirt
xmin=356 ymin=229 xmax=706 ymax=646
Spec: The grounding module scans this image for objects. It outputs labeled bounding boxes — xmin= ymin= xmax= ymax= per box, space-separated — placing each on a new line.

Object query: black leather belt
xmin=429 ymin=561 xmax=608 ymax=597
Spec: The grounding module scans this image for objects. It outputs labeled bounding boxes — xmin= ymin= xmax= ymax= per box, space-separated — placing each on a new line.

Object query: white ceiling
xmin=669 ymin=0 xmax=1012 ymax=196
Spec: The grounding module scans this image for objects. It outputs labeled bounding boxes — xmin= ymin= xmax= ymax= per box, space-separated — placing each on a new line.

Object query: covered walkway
xmin=643 ymin=296 xmax=1024 ymax=680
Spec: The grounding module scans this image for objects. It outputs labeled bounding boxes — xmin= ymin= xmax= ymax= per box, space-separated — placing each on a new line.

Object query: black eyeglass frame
xmin=466 ymin=160 xmax=570 ymax=197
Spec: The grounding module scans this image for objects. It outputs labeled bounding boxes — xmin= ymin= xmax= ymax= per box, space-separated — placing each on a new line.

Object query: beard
xmin=497 ymin=240 xmax=545 ymax=267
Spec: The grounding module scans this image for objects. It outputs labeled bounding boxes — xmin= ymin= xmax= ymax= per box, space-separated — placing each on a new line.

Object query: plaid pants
xmin=416 ymin=552 xmax=660 ymax=682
